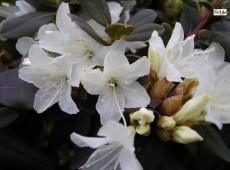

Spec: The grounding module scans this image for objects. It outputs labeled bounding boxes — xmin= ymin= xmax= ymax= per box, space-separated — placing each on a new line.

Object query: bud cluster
xmin=147 ymin=68 xmax=208 ymax=144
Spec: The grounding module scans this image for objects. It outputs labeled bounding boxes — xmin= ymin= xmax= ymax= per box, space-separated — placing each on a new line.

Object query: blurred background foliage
xmin=0 ymin=0 xmax=230 ymax=170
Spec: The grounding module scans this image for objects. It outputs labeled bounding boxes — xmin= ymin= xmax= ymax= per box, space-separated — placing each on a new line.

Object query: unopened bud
xmin=172 ymin=126 xmax=203 ymax=144
xmin=157 ymin=116 xmax=176 ymax=131
xmin=136 ymin=124 xmax=151 ymax=136
xmin=173 ymin=94 xmax=210 ymax=124
xmin=157 ymin=129 xmax=171 ymax=142
xmin=130 ymin=108 xmax=155 ymax=136
xmin=149 ymin=78 xmax=174 ymax=100
xmin=159 ymin=95 xmax=183 ymax=116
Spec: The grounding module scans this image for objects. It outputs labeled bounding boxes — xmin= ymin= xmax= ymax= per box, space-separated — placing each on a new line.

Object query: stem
xmin=187 ymin=16 xmax=210 ymax=36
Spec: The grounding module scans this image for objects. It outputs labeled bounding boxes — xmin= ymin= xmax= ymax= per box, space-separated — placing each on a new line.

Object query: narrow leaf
xmin=127 ymin=9 xmax=157 ymax=28
xmin=0 ymin=12 xmax=55 ymax=39
xmin=0 ymin=68 xmax=37 ymax=109
xmin=68 ymin=13 xmax=109 ymax=46
xmin=194 ymin=125 xmax=230 ymax=163
xmin=79 ymin=0 xmax=111 ymax=27
xmin=126 ymin=23 xmax=164 ymax=41
xmin=161 ymin=23 xmax=173 ymax=46
xmin=0 ymin=108 xmax=19 ymax=129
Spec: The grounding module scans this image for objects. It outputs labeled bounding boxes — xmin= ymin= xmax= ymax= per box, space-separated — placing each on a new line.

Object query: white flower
xmin=148 ymin=22 xmax=195 ymax=82
xmin=81 ymin=50 xmax=150 ymax=125
xmin=0 ymin=0 xmax=36 ymax=18
xmin=16 ymin=23 xmax=58 ymax=56
xmin=38 ymin=3 xmax=125 ymax=87
xmin=192 ymin=43 xmax=230 ymax=129
xmin=19 ymin=44 xmax=79 ymax=114
xmin=70 ymin=121 xmax=143 ymax=170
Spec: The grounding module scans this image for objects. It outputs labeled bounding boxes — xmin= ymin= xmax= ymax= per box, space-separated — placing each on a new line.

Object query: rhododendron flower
xmin=19 ymin=44 xmax=79 ymax=114
xmin=70 ymin=121 xmax=142 ymax=170
xmin=148 ymin=22 xmax=195 ymax=82
xmin=81 ymin=50 xmax=150 ymax=125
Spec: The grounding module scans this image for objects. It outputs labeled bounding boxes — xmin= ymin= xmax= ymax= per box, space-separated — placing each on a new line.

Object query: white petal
xmin=165 ymin=59 xmax=182 ymax=82
xmin=81 ymin=68 xmax=107 ymax=94
xmin=122 ymin=56 xmax=150 ymax=84
xmin=149 ymin=31 xmax=166 ymax=57
xmin=109 ymin=39 xmax=126 ymax=54
xmin=58 ymin=84 xmax=79 ymax=114
xmin=34 ymin=83 xmax=61 ymax=113
xmin=56 ymin=2 xmax=76 ymax=32
xmin=36 ymin=23 xmax=58 ymax=40
xmin=126 ymin=41 xmax=147 ymax=53
xmin=204 ymin=42 xmax=226 ymax=72
xmin=15 ymin=0 xmax=36 ymax=16
xmin=192 ymin=61 xmax=215 ymax=96
xmin=104 ymin=50 xmax=129 ymax=72
xmin=70 ymin=132 xmax=110 ymax=148
xmin=87 ymin=19 xmax=108 ymax=39
xmin=205 ymin=104 xmax=222 ymax=129
xmin=28 ymin=44 xmax=52 ymax=64
xmin=96 ymin=86 xmax=125 ymax=125
xmin=119 ymin=149 xmax=143 ymax=170
xmin=108 ymin=2 xmax=123 ymax=23
xmin=98 ymin=121 xmax=135 ymax=148
xmin=80 ymin=142 xmax=123 ymax=170
xmin=16 ymin=37 xmax=35 ymax=56
xmin=118 ymin=81 xmax=150 ymax=108
xmin=39 ymin=31 xmax=69 ymax=54
xmin=166 ymin=22 xmax=184 ymax=50
xmin=50 ymin=55 xmax=72 ymax=78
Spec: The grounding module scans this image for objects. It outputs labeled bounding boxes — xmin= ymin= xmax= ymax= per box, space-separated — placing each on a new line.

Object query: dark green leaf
xmin=197 ymin=1 xmax=213 ymax=13
xmin=0 ymin=68 xmax=37 ymax=109
xmin=199 ymin=30 xmax=230 ymax=44
xmin=180 ymin=3 xmax=199 ymax=35
xmin=78 ymin=0 xmax=111 ymax=27
xmin=182 ymin=0 xmax=197 ymax=8
xmin=126 ymin=23 xmax=163 ymax=41
xmin=194 ymin=125 xmax=230 ymax=163
xmin=161 ymin=23 xmax=173 ymax=46
xmin=0 ymin=108 xmax=19 ymax=129
xmin=105 ymin=23 xmax=134 ymax=40
xmin=69 ymin=13 xmax=109 ymax=46
xmin=0 ymin=131 xmax=55 ymax=170
xmin=25 ymin=0 xmax=56 ymax=11
xmin=127 ymin=9 xmax=157 ymax=27
xmin=0 ymin=12 xmax=55 ymax=39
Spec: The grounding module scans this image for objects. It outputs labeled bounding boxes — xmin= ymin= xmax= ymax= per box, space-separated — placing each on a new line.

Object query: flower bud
xmin=157 ymin=129 xmax=171 ymax=142
xmin=136 ymin=124 xmax=151 ymax=136
xmin=149 ymin=78 xmax=175 ymax=100
xmin=130 ymin=108 xmax=155 ymax=136
xmin=157 ymin=116 xmax=176 ymax=131
xmin=130 ymin=108 xmax=155 ymax=125
xmin=159 ymin=95 xmax=183 ymax=116
xmin=173 ymin=94 xmax=210 ymax=124
xmin=172 ymin=126 xmax=203 ymax=144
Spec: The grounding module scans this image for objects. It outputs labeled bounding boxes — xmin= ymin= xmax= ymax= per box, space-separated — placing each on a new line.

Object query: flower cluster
xmin=10 ymin=1 xmax=230 ymax=169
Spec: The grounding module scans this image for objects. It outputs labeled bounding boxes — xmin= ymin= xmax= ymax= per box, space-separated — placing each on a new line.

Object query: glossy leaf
xmin=0 ymin=68 xmax=37 ymax=109
xmin=161 ymin=23 xmax=173 ymax=46
xmin=78 ymin=0 xmax=111 ymax=27
xmin=0 ymin=108 xmax=19 ymax=129
xmin=194 ymin=125 xmax=230 ymax=163
xmin=127 ymin=9 xmax=157 ymax=27
xmin=25 ymin=0 xmax=56 ymax=11
xmin=0 ymin=12 xmax=55 ymax=39
xmin=126 ymin=23 xmax=164 ymax=41
xmin=105 ymin=23 xmax=134 ymax=40
xmin=69 ymin=13 xmax=109 ymax=46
